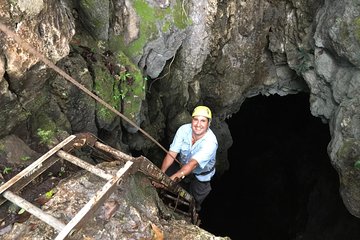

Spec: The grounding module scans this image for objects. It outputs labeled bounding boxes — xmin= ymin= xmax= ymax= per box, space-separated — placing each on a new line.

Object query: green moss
xmin=104 ymin=0 xmax=192 ymax=124
xmin=354 ymin=17 xmax=360 ymax=42
xmin=0 ymin=143 xmax=4 ymax=153
xmin=133 ymin=0 xmax=156 ymax=22
xmin=22 ymin=92 xmax=47 ymax=115
xmin=337 ymin=139 xmax=355 ymax=158
xmin=78 ymin=0 xmax=109 ymax=37
xmin=355 ymin=160 xmax=360 ymax=169
xmin=80 ymin=0 xmax=96 ymax=8
xmin=172 ymin=0 xmax=192 ymax=29
xmin=294 ymin=47 xmax=310 ymax=74
xmin=33 ymin=113 xmax=58 ymax=145
xmin=162 ymin=20 xmax=171 ymax=32
xmin=337 ymin=139 xmax=360 ymax=168
xmin=116 ymin=52 xmax=146 ymax=123
xmin=93 ymin=64 xmax=120 ymax=122
xmin=119 ymin=0 xmax=157 ymax=56
xmin=110 ymin=0 xmax=191 ymax=60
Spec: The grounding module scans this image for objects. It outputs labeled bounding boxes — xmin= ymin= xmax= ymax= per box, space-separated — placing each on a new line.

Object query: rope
xmin=0 ymin=22 xmax=181 ymax=166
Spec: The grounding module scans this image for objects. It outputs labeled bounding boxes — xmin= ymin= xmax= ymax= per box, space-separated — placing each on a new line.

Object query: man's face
xmin=191 ymin=115 xmax=209 ymax=136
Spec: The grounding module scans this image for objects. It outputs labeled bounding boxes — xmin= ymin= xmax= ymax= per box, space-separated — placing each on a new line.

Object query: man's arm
xmin=161 ymin=151 xmax=178 ymax=173
xmin=170 ymin=159 xmax=199 ymax=181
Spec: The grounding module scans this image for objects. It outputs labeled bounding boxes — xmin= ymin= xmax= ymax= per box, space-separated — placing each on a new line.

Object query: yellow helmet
xmin=192 ymin=106 xmax=212 ymax=119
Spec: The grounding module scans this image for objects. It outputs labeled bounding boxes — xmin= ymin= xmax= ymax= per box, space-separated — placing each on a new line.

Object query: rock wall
xmin=0 ymin=0 xmax=360 ymax=234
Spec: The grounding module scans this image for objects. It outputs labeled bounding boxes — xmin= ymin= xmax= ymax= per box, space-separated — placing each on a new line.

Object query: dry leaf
xmin=150 ymin=222 xmax=164 ymax=240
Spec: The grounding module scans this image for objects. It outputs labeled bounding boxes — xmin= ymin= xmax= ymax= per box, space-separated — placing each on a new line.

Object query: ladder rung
xmin=0 ymin=135 xmax=76 ymax=196
xmin=2 ymin=190 xmax=66 ymax=232
xmin=162 ymin=192 xmax=190 ymax=206
xmin=57 ymin=150 xmax=113 ymax=181
xmin=55 ymin=160 xmax=134 ymax=240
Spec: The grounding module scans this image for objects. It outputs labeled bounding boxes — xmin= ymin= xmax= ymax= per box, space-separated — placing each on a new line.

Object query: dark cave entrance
xmin=200 ymin=93 xmax=360 ymax=240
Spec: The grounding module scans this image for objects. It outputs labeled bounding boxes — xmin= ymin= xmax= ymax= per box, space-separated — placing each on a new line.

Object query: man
xmin=159 ymin=105 xmax=218 ymax=212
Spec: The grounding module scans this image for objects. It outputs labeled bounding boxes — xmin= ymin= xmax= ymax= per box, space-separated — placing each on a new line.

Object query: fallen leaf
xmin=150 ymin=222 xmax=164 ymax=240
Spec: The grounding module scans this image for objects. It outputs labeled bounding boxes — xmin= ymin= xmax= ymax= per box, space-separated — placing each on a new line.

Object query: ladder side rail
xmin=137 ymin=156 xmax=194 ymax=202
xmin=137 ymin=157 xmax=200 ymax=225
xmin=0 ymin=135 xmax=76 ymax=194
xmin=2 ymin=190 xmax=66 ymax=232
xmin=94 ymin=141 xmax=134 ymax=162
xmin=0 ymin=136 xmax=77 ymax=206
xmin=56 ymin=150 xmax=113 ymax=181
xmin=93 ymin=142 xmax=195 ymax=203
xmin=55 ymin=161 xmax=134 ymax=240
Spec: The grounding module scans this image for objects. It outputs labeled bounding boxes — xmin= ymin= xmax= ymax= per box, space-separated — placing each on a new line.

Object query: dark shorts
xmin=189 ymin=178 xmax=211 ymax=212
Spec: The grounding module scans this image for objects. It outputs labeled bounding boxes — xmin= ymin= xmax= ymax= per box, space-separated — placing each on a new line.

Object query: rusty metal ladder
xmin=0 ymin=134 xmax=135 ymax=239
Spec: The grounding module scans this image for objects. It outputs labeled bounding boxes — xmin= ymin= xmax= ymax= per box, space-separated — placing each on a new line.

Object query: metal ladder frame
xmin=0 ymin=133 xmax=200 ymax=239
xmin=0 ymin=135 xmax=135 ymax=239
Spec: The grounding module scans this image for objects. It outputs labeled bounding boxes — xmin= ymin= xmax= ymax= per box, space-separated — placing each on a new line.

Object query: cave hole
xmin=200 ymin=93 xmax=360 ymax=240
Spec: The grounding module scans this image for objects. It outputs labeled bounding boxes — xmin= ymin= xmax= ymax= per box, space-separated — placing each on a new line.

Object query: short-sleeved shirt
xmin=169 ymin=123 xmax=218 ymax=181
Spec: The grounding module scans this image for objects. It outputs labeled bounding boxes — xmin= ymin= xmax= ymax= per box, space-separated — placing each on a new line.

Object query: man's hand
xmin=152 ymin=181 xmax=165 ymax=188
xmin=170 ymin=175 xmax=181 ymax=183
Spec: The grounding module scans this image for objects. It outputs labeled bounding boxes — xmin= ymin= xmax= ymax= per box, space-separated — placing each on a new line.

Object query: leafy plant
xmin=354 ymin=160 xmax=360 ymax=169
xmin=120 ymin=71 xmax=132 ymax=82
xmin=3 ymin=167 xmax=12 ymax=174
xmin=37 ymin=128 xmax=54 ymax=145
xmin=58 ymin=166 xmax=66 ymax=177
xmin=98 ymin=107 xmax=112 ymax=119
xmin=142 ymin=76 xmax=148 ymax=90
xmin=113 ymin=93 xmax=121 ymax=101
xmin=18 ymin=208 xmax=26 ymax=215
xmin=20 ymin=156 xmax=31 ymax=161
xmin=45 ymin=189 xmax=55 ymax=199
xmin=294 ymin=47 xmax=311 ymax=74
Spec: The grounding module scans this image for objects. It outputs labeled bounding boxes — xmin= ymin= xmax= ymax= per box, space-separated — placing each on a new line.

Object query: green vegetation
xmin=45 ymin=189 xmax=55 ymax=199
xmin=337 ymin=139 xmax=360 ymax=170
xmin=58 ymin=166 xmax=66 ymax=177
xmin=162 ymin=20 xmax=171 ymax=32
xmin=110 ymin=0 xmax=192 ymax=59
xmin=354 ymin=17 xmax=360 ymax=42
xmin=93 ymin=64 xmax=120 ymax=122
xmin=37 ymin=128 xmax=55 ymax=145
xmin=294 ymin=47 xmax=311 ymax=74
xmin=0 ymin=143 xmax=4 ymax=153
xmin=3 ymin=167 xmax=12 ymax=174
xmin=73 ymin=0 xmax=193 ymax=128
xmin=120 ymin=71 xmax=132 ymax=82
xmin=115 ymin=52 xmax=146 ymax=122
xmin=173 ymin=0 xmax=192 ymax=29
xmin=355 ymin=160 xmax=360 ymax=169
xmin=18 ymin=208 xmax=26 ymax=215
xmin=20 ymin=156 xmax=31 ymax=161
